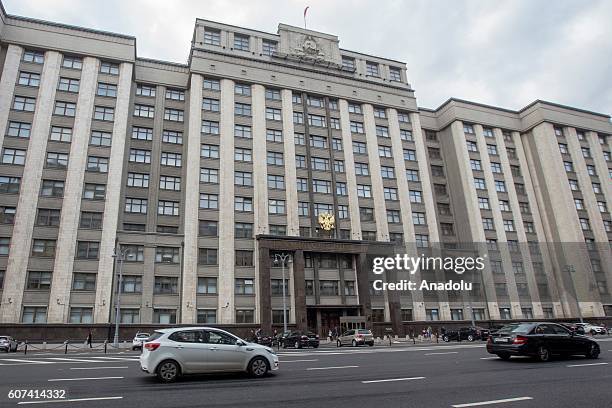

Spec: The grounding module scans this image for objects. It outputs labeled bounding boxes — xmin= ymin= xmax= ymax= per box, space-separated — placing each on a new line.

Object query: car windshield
xmin=0 ymin=337 xmax=7 ymax=341
xmin=136 ymin=333 xmax=150 ymax=338
xmin=147 ymin=332 xmax=164 ymax=341
xmin=358 ymin=329 xmax=371 ymax=334
xmin=509 ymin=324 xmax=535 ymax=334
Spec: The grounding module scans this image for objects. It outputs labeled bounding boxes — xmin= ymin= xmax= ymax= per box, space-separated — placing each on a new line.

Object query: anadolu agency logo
xmin=371 ymin=253 xmax=487 ymax=292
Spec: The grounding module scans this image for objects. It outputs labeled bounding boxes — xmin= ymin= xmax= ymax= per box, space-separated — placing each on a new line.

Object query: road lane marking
xmin=279 ymin=359 xmax=319 ymax=363
xmin=306 ymin=365 xmax=359 ymax=370
xmin=451 ymin=396 xmax=533 ymax=407
xmin=88 ymin=356 xmax=140 ymax=361
xmin=0 ymin=358 xmax=54 ymax=364
xmin=566 ymin=362 xmax=608 ymax=368
xmin=362 ymin=376 xmax=425 ymax=384
xmin=46 ymin=358 xmax=105 ymax=363
xmin=70 ymin=366 xmax=128 ymax=370
xmin=48 ymin=376 xmax=124 ymax=382
xmin=479 ymin=357 xmax=499 ymax=360
xmin=424 ymin=352 xmax=458 ymax=355
xmin=18 ymin=396 xmax=123 ymax=405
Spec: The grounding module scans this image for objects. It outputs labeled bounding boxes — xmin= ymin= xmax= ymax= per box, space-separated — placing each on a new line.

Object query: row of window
xmin=21 ymin=50 xmax=119 ymax=75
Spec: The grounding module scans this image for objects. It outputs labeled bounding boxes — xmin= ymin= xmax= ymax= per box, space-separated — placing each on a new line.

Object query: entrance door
xmin=321 ymin=310 xmax=341 ymax=338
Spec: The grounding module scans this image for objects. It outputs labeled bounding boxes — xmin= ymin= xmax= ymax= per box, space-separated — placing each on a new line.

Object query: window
xmin=90 ymin=130 xmax=112 ymax=147
xmin=313 ymin=203 xmax=333 ymax=216
xmin=597 ymin=201 xmax=608 ymax=213
xmin=412 ymin=212 xmax=426 ymax=225
xmin=125 ymin=198 xmax=147 ymax=214
xmin=381 ymin=166 xmax=395 ymax=179
xmin=293 ymin=111 xmax=304 ymax=124
xmin=164 ymin=108 xmax=183 ymax=122
xmin=378 ymin=145 xmax=392 ymax=158
xmin=13 ymin=96 xmax=36 ymax=112
xmin=204 ymin=28 xmax=221 ymax=45
xmin=235 ymin=83 xmax=251 ymax=96
xmin=0 ymin=206 xmax=15 ymax=225
xmin=82 ymin=183 xmax=105 ymax=200
xmin=72 ymin=273 xmax=96 ymax=291
xmin=200 ymin=168 xmax=219 ymax=184
xmin=334 ymin=160 xmax=345 ymax=173
xmin=330 ymin=118 xmax=341 ymax=129
xmin=203 ymin=78 xmax=221 ymax=91
xmin=483 ymin=128 xmax=494 ymax=138
xmin=94 ymin=106 xmax=114 ymax=121
xmin=384 ymin=187 xmax=398 ymax=201
xmin=387 ymin=209 xmax=401 ymax=223
xmin=155 ymin=247 xmax=180 ymax=264
xmin=161 ymin=152 xmax=182 ymax=167
xmin=312 ymin=179 xmax=331 ymax=194
xmin=1 ymin=148 xmax=26 ymax=165
xmin=235 ymin=278 xmax=254 ymax=295
xmin=235 ymin=250 xmax=253 ymax=267
xmin=100 ymin=61 xmax=119 ymax=75
xmin=198 ymin=248 xmax=218 ymax=265
xmin=586 ymin=165 xmax=596 ymax=176
xmin=235 ymin=196 xmax=253 ymax=212
xmin=268 ymin=199 xmax=286 ymax=214
xmin=564 ymin=161 xmax=574 ymax=172
xmin=494 ymin=180 xmax=506 ymax=192
xmin=574 ymin=198 xmax=584 ymax=210
xmin=298 ymin=202 xmax=309 ymax=217
xmin=46 ymin=152 xmax=69 ymax=169
xmin=499 ymin=200 xmax=511 ymax=212
xmin=31 ymin=239 xmax=56 ymax=258
xmin=308 ymin=114 xmax=326 ymax=127
xmin=357 ymin=184 xmax=372 ymax=198
xmin=466 ymin=140 xmax=478 ymax=152
xmin=490 ymin=162 xmax=502 ymax=173
xmin=350 ymin=121 xmax=364 ymax=134
xmin=159 ymin=175 xmax=181 ymax=191
xmin=311 ymin=157 xmax=329 ymax=171
xmin=342 ymin=57 xmax=356 ymax=70
xmin=165 ymin=88 xmax=185 ymax=101
xmin=76 ymin=241 xmax=99 ymax=259
xmin=202 ymin=98 xmax=220 ymax=113
xmin=267 ymin=175 xmax=285 ymax=190
xmin=338 ymin=205 xmax=349 ymax=219
xmin=132 ymin=126 xmax=153 ymax=141
xmin=409 ymin=190 xmax=423 ymax=203
xmin=503 ymin=219 xmax=515 ymax=232
xmin=463 ymin=124 xmax=475 ymax=134
xmin=235 ymin=222 xmax=253 ymax=238
xmin=353 ymin=141 xmax=367 ymax=155
xmin=482 ymin=218 xmax=494 ymax=230
xmin=40 ymin=180 xmax=64 ymax=197
xmin=296 ymin=155 xmax=306 ymax=168
xmin=18 ymin=71 xmax=40 ymax=87
xmin=197 ymin=277 xmax=218 ymax=296
xmin=62 ymin=56 xmax=82 ymax=69
xmin=234 ymin=34 xmax=250 ymax=51
xmin=7 ymin=121 xmax=31 ymax=138
xmin=267 ymin=151 xmax=284 ymax=166
xmin=136 ymin=84 xmax=156 ymax=97
xmin=21 ymin=306 xmax=47 ymax=324
xmin=49 ymin=126 xmax=72 ymax=142
xmin=57 ymin=77 xmax=79 ymax=93
xmin=162 ymin=130 xmax=182 ymax=145
xmin=320 ymin=280 xmax=339 ymax=296
xmin=430 ymin=165 xmax=444 ymax=177
xmin=336 ymin=182 xmax=347 ymax=196
xmin=400 ymin=129 xmax=413 ymax=141
xmin=307 ymin=95 xmax=324 ymax=108
xmin=234 ymin=147 xmax=251 ymax=162
xmin=581 ymin=147 xmax=591 ymax=158
xmin=235 ymin=102 xmax=251 ymax=116
xmin=127 ymin=172 xmax=149 ymax=188
xmin=397 ymin=112 xmax=410 ymax=123
xmin=389 ymin=67 xmax=401 ymax=81
xmin=234 ymin=125 xmax=253 ymax=139
xmin=404 ymin=149 xmax=416 ymax=161
xmin=236 ymin=309 xmax=254 ymax=323
xmin=234 ymin=171 xmax=253 ymax=187
xmin=262 ymin=40 xmax=277 ymax=56
xmin=470 ymin=159 xmax=482 ymax=171
xmin=294 ymin=132 xmax=305 ymax=145
xmin=478 ymin=197 xmax=490 ymax=210
xmin=426 ymin=308 xmax=440 ymax=321
xmin=438 ymin=203 xmax=451 ymax=216
xmin=266 ymin=129 xmax=282 ymax=143
xmin=23 ymin=50 xmax=44 ymax=64
xmin=0 ymin=238 xmax=9 ymax=255
xmin=366 ymin=61 xmax=380 ymax=77
xmin=266 ymin=108 xmax=281 ymax=121
xmin=86 ymin=156 xmax=108 ymax=172
xmin=79 ymin=211 xmax=102 ymax=229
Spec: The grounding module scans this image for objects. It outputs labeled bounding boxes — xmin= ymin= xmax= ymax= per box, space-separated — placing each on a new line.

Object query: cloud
xmin=4 ymin=0 xmax=611 ymax=114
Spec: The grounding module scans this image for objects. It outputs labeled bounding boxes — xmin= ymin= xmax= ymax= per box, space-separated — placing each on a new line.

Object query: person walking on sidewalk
xmin=86 ymin=331 xmax=93 ymax=348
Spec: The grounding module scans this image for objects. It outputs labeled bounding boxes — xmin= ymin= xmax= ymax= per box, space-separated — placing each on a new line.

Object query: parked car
xmin=140 ymin=327 xmax=278 ymax=382
xmin=250 ymin=332 xmax=273 ymax=347
xmin=280 ymin=330 xmax=320 ymax=349
xmin=575 ymin=323 xmax=606 ymax=335
xmin=486 ymin=322 xmax=600 ymax=361
xmin=442 ymin=327 xmax=489 ymax=342
xmin=132 ymin=332 xmax=151 ymax=350
xmin=337 ymin=329 xmax=374 ymax=347
xmin=0 ymin=336 xmax=18 ymax=352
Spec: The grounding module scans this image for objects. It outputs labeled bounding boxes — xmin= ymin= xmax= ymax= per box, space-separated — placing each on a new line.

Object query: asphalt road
xmin=0 ymin=339 xmax=611 ymax=408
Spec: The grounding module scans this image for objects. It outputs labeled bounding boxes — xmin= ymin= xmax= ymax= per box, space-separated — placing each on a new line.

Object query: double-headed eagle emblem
xmin=317 ymin=212 xmax=335 ymax=231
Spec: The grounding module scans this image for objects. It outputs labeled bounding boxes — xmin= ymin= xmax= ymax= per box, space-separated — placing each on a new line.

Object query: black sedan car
xmin=486 ymin=322 xmax=600 ymax=361
xmin=281 ymin=330 xmax=320 ymax=349
xmin=250 ymin=332 xmax=273 ymax=347
xmin=442 ymin=326 xmax=490 ymax=342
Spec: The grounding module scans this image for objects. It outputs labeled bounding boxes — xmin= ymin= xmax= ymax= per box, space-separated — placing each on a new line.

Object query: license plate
xmin=493 ymin=337 xmax=509 ymax=343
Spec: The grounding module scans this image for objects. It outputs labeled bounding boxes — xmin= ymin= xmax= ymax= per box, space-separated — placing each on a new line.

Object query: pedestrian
xmin=328 ymin=329 xmax=333 ymax=342
xmin=86 ymin=331 xmax=92 ymax=348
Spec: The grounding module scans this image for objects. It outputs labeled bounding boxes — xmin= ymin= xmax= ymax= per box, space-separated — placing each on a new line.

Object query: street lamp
xmin=565 ymin=264 xmax=584 ymax=324
xmin=273 ymin=253 xmax=292 ymax=334
xmin=112 ymin=245 xmax=131 ymax=347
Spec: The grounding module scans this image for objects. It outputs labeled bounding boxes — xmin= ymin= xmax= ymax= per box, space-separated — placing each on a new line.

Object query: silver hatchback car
xmin=337 ymin=329 xmax=374 ymax=347
xmin=140 ymin=327 xmax=279 ymax=382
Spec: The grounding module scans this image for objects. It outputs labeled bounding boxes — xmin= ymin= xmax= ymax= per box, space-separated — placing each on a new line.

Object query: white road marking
xmin=70 ymin=366 xmax=129 ymax=370
xmin=306 ymin=365 xmax=359 ymax=370
xmin=279 ymin=359 xmax=319 ymax=363
xmin=48 ymin=376 xmax=124 ymax=382
xmin=566 ymin=362 xmax=609 ymax=368
xmin=18 ymin=396 xmax=123 ymax=405
xmin=424 ymin=351 xmax=458 ymax=355
xmin=480 ymin=357 xmax=499 ymax=360
xmin=451 ymin=396 xmax=533 ymax=407
xmin=0 ymin=358 xmax=54 ymax=364
xmin=88 ymin=356 xmax=140 ymax=361
xmin=362 ymin=376 xmax=426 ymax=384
xmin=45 ymin=358 xmax=104 ymax=363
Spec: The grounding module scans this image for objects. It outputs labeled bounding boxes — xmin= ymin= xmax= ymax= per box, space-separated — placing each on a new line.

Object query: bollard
xmin=64 ymin=341 xmax=68 ymax=354
xmin=42 ymin=341 xmax=47 ymax=350
xmin=24 ymin=341 xmax=28 ymax=355
xmin=104 ymin=340 xmax=107 ymax=354
xmin=413 ymin=337 xmax=416 ymax=344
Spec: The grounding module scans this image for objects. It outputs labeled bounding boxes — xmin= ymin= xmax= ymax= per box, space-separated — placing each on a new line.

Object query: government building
xmin=0 ymin=2 xmax=610 ymax=339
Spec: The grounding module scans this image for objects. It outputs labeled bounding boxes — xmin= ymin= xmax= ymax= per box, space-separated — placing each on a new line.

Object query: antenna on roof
xmin=304 ymin=6 xmax=309 ymax=29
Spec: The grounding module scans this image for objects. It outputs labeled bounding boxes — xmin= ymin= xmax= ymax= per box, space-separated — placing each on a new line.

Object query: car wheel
xmin=467 ymin=335 xmax=474 ymax=342
xmin=536 ymin=346 xmax=550 ymax=362
xmin=352 ymin=339 xmax=357 ymax=347
xmin=294 ymin=341 xmax=301 ymax=349
xmin=586 ymin=343 xmax=600 ymax=359
xmin=156 ymin=360 xmax=180 ymax=383
xmin=443 ymin=335 xmax=449 ymax=342
xmin=248 ymin=357 xmax=269 ymax=378
xmin=337 ymin=340 xmax=341 ymax=347
xmin=368 ymin=342 xmax=374 ymax=347
xmin=312 ymin=344 xmax=319 ymax=349
xmin=497 ymin=353 xmax=511 ymax=360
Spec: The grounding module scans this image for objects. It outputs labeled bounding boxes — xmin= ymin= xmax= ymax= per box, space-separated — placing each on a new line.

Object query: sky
xmin=4 ymin=0 xmax=612 ymax=114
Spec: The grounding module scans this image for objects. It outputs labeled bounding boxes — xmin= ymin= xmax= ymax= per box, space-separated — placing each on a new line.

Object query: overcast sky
xmin=5 ymin=0 xmax=612 ymax=114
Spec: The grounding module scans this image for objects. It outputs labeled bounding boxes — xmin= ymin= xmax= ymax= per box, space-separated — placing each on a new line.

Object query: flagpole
xmin=304 ymin=6 xmax=309 ymax=30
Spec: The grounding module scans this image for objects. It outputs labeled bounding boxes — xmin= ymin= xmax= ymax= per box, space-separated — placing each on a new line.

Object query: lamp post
xmin=566 ymin=264 xmax=584 ymax=324
xmin=112 ymin=246 xmax=130 ymax=347
xmin=274 ymin=253 xmax=292 ymax=334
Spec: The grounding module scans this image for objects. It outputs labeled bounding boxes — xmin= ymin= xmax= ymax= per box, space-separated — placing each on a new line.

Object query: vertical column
xmin=93 ymin=62 xmax=133 ymax=323
xmin=0 ymin=45 xmax=23 ymax=152
xmin=293 ymin=250 xmax=307 ymax=330
xmin=338 ymin=100 xmax=361 ymax=239
xmin=258 ymin=245 xmax=272 ymax=332
xmin=217 ymin=79 xmax=235 ymax=323
xmin=47 ymin=57 xmax=99 ymax=322
xmin=0 ymin=51 xmax=62 ymax=323
xmin=474 ymin=124 xmax=522 ymax=318
xmin=251 ymin=85 xmax=267 ymax=323
xmin=362 ymin=104 xmax=389 ymax=242
xmin=493 ymin=129 xmax=542 ymax=317
xmin=449 ymin=121 xmax=500 ymax=319
xmin=181 ymin=73 xmax=203 ymax=325
xmin=280 ymin=89 xmax=299 ymax=236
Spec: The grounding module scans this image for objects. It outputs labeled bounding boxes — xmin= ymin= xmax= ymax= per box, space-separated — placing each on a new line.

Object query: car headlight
xmin=264 ymin=347 xmax=276 ymax=355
